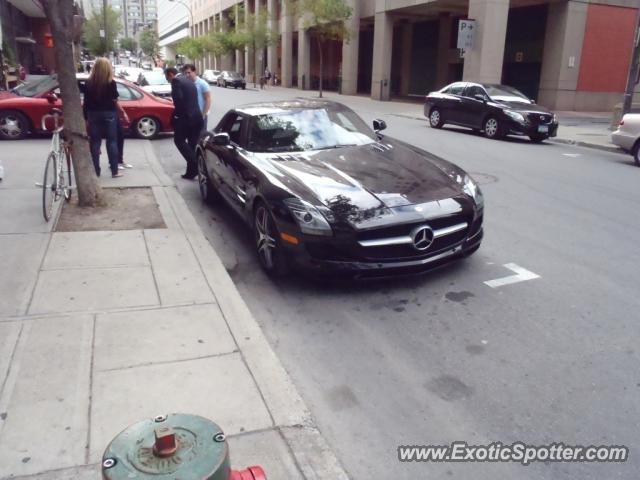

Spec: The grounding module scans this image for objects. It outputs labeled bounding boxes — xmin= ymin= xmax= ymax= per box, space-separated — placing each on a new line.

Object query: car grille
xmin=306 ymin=214 xmax=475 ymax=262
xmin=527 ymin=113 xmax=553 ymax=124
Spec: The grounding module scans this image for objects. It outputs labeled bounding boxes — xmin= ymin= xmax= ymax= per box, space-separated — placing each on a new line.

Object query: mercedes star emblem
xmin=412 ymin=225 xmax=435 ymax=251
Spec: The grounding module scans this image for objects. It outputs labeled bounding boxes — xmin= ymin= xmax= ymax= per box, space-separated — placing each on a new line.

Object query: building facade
xmin=182 ymin=0 xmax=639 ymax=111
xmin=0 ymin=0 xmax=55 ymax=75
xmin=157 ymin=0 xmax=189 ymax=63
xmin=82 ymin=0 xmax=158 ymax=39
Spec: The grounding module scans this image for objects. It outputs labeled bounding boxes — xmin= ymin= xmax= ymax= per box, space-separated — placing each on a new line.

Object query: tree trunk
xmin=317 ymin=36 xmax=323 ymax=98
xmin=42 ymin=0 xmax=101 ymax=207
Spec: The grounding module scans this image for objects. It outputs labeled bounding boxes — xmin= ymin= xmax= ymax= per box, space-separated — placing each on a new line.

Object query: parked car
xmin=137 ymin=70 xmax=172 ymax=99
xmin=196 ymin=100 xmax=483 ymax=277
xmin=0 ymin=74 xmax=174 ymax=140
xmin=425 ymin=82 xmax=559 ymax=143
xmin=218 ymin=71 xmax=246 ymax=89
xmin=611 ymin=113 xmax=640 ymax=166
xmin=202 ymin=69 xmax=222 ymax=85
xmin=115 ymin=66 xmax=143 ymax=84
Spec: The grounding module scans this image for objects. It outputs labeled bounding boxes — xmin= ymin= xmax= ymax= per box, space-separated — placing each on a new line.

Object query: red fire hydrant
xmin=102 ymin=413 xmax=266 ymax=480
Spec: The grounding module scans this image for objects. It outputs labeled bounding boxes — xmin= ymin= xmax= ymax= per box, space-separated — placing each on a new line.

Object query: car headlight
xmin=552 ymin=113 xmax=558 ymax=123
xmin=504 ymin=110 xmax=525 ymax=123
xmin=462 ymin=175 xmax=484 ymax=209
xmin=283 ymin=198 xmax=333 ymax=236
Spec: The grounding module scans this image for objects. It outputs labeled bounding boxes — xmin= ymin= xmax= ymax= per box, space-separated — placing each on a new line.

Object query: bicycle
xmin=36 ymin=108 xmax=74 ymax=221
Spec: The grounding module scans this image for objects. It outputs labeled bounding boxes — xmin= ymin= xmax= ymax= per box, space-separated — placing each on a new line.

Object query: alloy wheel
xmin=0 ymin=114 xmax=24 ymax=139
xmin=430 ymin=110 xmax=440 ymax=126
xmin=255 ymin=206 xmax=277 ymax=270
xmin=136 ymin=117 xmax=158 ymax=139
xmin=485 ymin=118 xmax=499 ymax=138
xmin=197 ymin=154 xmax=208 ymax=200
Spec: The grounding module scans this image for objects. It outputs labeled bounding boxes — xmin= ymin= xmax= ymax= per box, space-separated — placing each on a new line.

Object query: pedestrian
xmin=81 ymin=57 xmax=129 ymax=178
xmin=182 ymin=64 xmax=211 ymax=134
xmin=264 ymin=67 xmax=271 ymax=88
xmin=165 ymin=66 xmax=203 ymax=179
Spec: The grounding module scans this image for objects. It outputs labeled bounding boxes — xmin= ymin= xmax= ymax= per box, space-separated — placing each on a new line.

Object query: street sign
xmin=457 ymin=19 xmax=476 ymax=50
xmin=99 ymin=29 xmax=105 ymax=38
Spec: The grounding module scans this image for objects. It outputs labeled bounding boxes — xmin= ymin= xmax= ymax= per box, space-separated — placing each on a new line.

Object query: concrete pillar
xmin=399 ymin=23 xmax=412 ymax=96
xmin=266 ymin=0 xmax=277 ymax=83
xmin=281 ymin=0 xmax=294 ymax=87
xmin=537 ymin=1 xmax=588 ymax=110
xmin=235 ymin=4 xmax=243 ymax=74
xmin=245 ymin=0 xmax=255 ymax=82
xmin=462 ymin=0 xmax=509 ymax=84
xmin=255 ymin=0 xmax=262 ymax=77
xmin=371 ymin=12 xmax=393 ymax=101
xmin=341 ymin=0 xmax=360 ymax=95
xmin=436 ymin=14 xmax=453 ymax=89
xmin=297 ymin=18 xmax=311 ymax=89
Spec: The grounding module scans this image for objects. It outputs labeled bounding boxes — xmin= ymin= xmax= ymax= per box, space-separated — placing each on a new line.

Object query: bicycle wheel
xmin=42 ymin=152 xmax=57 ymax=221
xmin=61 ymin=147 xmax=73 ymax=202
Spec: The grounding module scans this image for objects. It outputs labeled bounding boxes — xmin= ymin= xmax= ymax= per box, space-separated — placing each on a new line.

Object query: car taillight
xmin=619 ymin=119 xmax=624 ymax=126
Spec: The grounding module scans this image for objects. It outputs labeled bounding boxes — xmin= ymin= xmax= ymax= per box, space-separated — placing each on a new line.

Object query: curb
xmin=550 ymin=137 xmax=624 ymax=154
xmin=144 ymin=151 xmax=351 ymax=479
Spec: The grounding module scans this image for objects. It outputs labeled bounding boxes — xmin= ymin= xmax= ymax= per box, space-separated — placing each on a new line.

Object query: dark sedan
xmin=218 ymin=71 xmax=246 ymax=89
xmin=196 ymin=100 xmax=484 ymax=277
xmin=425 ymin=82 xmax=558 ymax=142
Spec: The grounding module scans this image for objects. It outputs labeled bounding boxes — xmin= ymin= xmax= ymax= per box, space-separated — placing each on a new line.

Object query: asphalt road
xmin=152 ymin=84 xmax=640 ymax=480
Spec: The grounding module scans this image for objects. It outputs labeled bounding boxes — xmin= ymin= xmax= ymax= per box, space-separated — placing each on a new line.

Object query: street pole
xmin=623 ymin=9 xmax=640 ymax=115
xmin=103 ymin=0 xmax=108 ymax=56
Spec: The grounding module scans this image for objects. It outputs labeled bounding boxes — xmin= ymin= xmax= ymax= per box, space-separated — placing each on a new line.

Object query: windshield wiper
xmin=316 ymin=144 xmax=358 ymax=150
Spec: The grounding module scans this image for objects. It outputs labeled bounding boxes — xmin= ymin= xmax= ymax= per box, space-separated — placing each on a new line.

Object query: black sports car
xmin=425 ymin=82 xmax=558 ymax=142
xmin=218 ymin=71 xmax=246 ymax=89
xmin=196 ymin=100 xmax=484 ymax=277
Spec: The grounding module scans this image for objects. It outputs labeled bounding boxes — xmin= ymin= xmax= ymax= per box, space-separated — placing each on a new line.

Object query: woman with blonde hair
xmin=81 ymin=57 xmax=129 ymax=177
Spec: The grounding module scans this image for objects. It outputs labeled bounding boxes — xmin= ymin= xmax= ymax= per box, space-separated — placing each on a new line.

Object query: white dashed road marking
xmin=484 ymin=263 xmax=541 ymax=288
xmin=562 ymin=153 xmax=582 ymax=157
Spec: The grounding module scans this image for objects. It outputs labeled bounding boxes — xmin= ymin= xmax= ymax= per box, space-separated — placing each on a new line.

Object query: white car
xmin=137 ymin=70 xmax=172 ymax=99
xmin=202 ymin=69 xmax=222 ymax=85
xmin=115 ymin=66 xmax=143 ymax=84
xmin=611 ymin=113 xmax=640 ymax=166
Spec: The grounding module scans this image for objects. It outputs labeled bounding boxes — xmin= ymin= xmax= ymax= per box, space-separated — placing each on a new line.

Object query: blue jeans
xmin=88 ymin=110 xmax=119 ymax=175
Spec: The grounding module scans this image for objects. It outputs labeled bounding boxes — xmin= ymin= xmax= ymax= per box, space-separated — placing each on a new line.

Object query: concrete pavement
xmin=0 ymin=139 xmax=349 ymax=479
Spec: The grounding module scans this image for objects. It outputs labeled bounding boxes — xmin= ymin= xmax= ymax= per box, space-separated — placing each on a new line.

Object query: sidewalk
xmin=0 ymin=139 xmax=349 ymax=479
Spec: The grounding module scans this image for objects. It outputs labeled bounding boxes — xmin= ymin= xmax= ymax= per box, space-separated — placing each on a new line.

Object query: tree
xmin=139 ymin=29 xmax=159 ymax=57
xmin=297 ymin=0 xmax=352 ymax=97
xmin=176 ymin=36 xmax=207 ymax=63
xmin=234 ymin=8 xmax=279 ymax=87
xmin=42 ymin=0 xmax=101 ymax=207
xmin=83 ymin=6 xmax=122 ymax=55
xmin=120 ymin=37 xmax=137 ymax=52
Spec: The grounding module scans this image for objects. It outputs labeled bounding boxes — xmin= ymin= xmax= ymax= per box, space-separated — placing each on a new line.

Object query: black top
xmin=81 ymin=80 xmax=118 ymax=113
xmin=170 ymin=76 xmax=200 ymax=120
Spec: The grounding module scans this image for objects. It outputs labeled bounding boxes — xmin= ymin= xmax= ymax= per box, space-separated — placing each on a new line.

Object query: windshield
xmin=228 ymin=72 xmax=242 ymax=78
xmin=247 ymin=108 xmax=376 ymax=153
xmin=484 ymin=84 xmax=531 ymax=103
xmin=142 ymin=72 xmax=168 ymax=85
xmin=12 ymin=75 xmax=59 ymax=97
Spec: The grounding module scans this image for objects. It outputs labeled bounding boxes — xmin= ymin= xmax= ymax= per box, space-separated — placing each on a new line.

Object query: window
xmin=116 ymin=82 xmax=141 ymax=100
xmin=217 ymin=113 xmax=245 ymax=145
xmin=464 ymin=85 xmax=487 ymax=99
xmin=448 ymin=83 xmax=466 ymax=96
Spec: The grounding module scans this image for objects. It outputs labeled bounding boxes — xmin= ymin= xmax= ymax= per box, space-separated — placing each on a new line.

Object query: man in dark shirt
xmin=165 ymin=67 xmax=203 ymax=179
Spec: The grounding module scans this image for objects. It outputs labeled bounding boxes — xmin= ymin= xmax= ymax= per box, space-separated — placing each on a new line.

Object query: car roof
xmin=234 ymin=99 xmax=346 ymax=116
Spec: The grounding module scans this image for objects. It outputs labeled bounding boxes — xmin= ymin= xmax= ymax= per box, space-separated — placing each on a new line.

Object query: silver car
xmin=611 ymin=113 xmax=640 ymax=166
xmin=202 ymin=69 xmax=222 ymax=85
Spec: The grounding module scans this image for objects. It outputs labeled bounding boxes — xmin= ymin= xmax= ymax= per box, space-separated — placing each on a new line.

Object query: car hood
xmin=495 ymin=100 xmax=553 ymax=114
xmin=261 ymin=138 xmax=465 ymax=211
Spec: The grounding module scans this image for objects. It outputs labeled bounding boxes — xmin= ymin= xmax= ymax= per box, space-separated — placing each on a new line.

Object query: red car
xmin=0 ymin=74 xmax=174 ymax=140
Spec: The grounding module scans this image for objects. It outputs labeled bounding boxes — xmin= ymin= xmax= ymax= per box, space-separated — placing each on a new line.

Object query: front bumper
xmin=506 ymin=118 xmax=558 ymax=137
xmin=285 ymin=226 xmax=483 ymax=278
xmin=611 ymin=130 xmax=636 ymax=152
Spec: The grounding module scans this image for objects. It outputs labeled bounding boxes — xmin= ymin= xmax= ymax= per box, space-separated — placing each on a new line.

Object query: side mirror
xmin=373 ymin=119 xmax=387 ymax=132
xmin=213 ymin=132 xmax=230 ymax=146
xmin=45 ymin=92 xmax=58 ymax=104
xmin=474 ymin=93 xmax=487 ymax=102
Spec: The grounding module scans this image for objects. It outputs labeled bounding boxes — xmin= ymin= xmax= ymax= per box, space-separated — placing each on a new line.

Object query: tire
xmin=197 ymin=151 xmax=218 ymax=204
xmin=42 ymin=152 xmax=57 ymax=221
xmin=633 ymin=141 xmax=640 ymax=167
xmin=62 ymin=147 xmax=73 ymax=202
xmin=529 ymin=134 xmax=547 ymax=143
xmin=0 ymin=110 xmax=29 ymax=140
xmin=134 ymin=116 xmax=159 ymax=139
xmin=429 ymin=108 xmax=444 ymax=129
xmin=242 ymin=85 xmax=246 ymax=90
xmin=254 ymin=202 xmax=290 ymax=276
xmin=483 ymin=116 xmax=504 ymax=140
